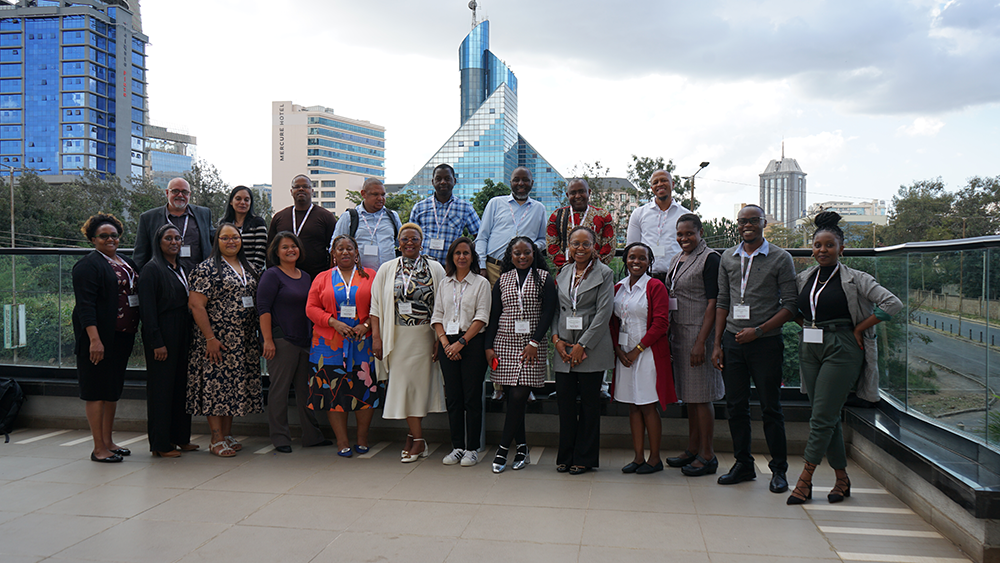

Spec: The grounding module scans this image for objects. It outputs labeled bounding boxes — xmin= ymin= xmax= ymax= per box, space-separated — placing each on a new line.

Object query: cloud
xmin=898 ymin=117 xmax=946 ymax=136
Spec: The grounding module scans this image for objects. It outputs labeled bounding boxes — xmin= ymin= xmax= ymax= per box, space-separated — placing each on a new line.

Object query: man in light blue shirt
xmin=475 ymin=167 xmax=548 ymax=285
xmin=331 ymin=178 xmax=402 ymax=272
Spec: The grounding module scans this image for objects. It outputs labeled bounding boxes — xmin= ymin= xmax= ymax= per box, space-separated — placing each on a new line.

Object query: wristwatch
xmin=458 ymin=337 xmax=467 ymax=346
xmin=754 ymin=326 xmax=763 ymax=338
xmin=528 ymin=340 xmax=539 ymax=348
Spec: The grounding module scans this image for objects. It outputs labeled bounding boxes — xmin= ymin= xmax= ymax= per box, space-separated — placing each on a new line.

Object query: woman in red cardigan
xmin=610 ymin=242 xmax=676 ymax=474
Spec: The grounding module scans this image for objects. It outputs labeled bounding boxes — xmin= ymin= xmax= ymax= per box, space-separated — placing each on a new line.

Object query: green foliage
xmin=703 ymin=217 xmax=740 ymax=249
xmin=184 ymin=159 xmax=231 ymax=221
xmin=343 ymin=189 xmax=420 ymax=223
xmin=472 ymin=178 xmax=510 ymax=217
xmin=626 ymin=155 xmax=696 ymax=209
xmin=782 ymin=323 xmax=801 ymax=387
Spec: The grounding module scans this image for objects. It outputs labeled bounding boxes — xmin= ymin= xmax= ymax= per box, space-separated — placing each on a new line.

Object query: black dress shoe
xmin=666 ymin=450 xmax=697 ymax=468
xmin=111 ymin=448 xmax=130 ymax=456
xmin=717 ymin=461 xmax=756 ymax=485
xmin=304 ymin=439 xmax=333 ymax=448
xmin=636 ymin=461 xmax=664 ymax=474
xmin=681 ymin=455 xmax=718 ymax=477
xmin=621 ymin=461 xmax=642 ymax=473
xmin=275 ymin=445 xmax=292 ymax=454
xmin=769 ymin=472 xmax=789 ymax=493
xmin=91 ymin=452 xmax=123 ymax=463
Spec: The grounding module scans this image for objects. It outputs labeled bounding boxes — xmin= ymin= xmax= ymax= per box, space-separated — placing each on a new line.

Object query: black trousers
xmin=439 ymin=333 xmax=487 ymax=451
xmin=721 ymin=331 xmax=787 ymax=473
xmin=555 ymin=370 xmax=603 ymax=468
xmin=144 ymin=311 xmax=191 ymax=452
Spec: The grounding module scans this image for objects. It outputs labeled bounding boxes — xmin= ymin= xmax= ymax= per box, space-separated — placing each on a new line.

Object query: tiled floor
xmin=0 ymin=428 xmax=973 ymax=563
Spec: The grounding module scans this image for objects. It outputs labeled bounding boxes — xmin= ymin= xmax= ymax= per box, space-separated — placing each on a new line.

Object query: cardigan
xmin=609 ymin=276 xmax=676 ymax=408
xmin=370 ymin=256 xmax=445 ymax=381
xmin=795 ymin=263 xmax=902 ymax=402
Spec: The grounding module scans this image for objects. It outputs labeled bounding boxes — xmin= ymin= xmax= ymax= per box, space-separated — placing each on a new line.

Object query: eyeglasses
xmin=168 ymin=189 xmax=191 ymax=196
xmin=96 ymin=233 xmax=119 ymax=240
xmin=737 ymin=217 xmax=763 ymax=226
xmin=399 ymin=237 xmax=421 ymax=244
xmin=569 ymin=241 xmax=593 ymax=249
xmin=219 ymin=236 xmax=241 ymax=242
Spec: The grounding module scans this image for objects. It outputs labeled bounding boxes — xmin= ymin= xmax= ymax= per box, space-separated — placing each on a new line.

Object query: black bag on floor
xmin=0 ymin=378 xmax=25 ymax=443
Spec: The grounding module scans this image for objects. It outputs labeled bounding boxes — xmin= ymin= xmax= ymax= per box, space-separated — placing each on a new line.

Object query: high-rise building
xmin=759 ymin=145 xmax=807 ymax=228
xmin=271 ymin=101 xmax=385 ymax=216
xmin=0 ymin=0 xmax=148 ymax=184
xmin=799 ymin=199 xmax=888 ymax=227
xmin=144 ymin=124 xmax=195 ymax=189
xmin=403 ymin=17 xmax=564 ymax=211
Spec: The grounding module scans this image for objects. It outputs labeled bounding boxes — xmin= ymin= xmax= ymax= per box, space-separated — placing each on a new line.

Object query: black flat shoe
xmin=556 ymin=464 xmax=569 ymax=473
xmin=717 ymin=461 xmax=756 ymax=485
xmin=666 ymin=450 xmax=697 ymax=468
xmin=681 ymin=455 xmax=718 ymax=477
xmin=275 ymin=445 xmax=292 ymax=454
xmin=91 ymin=452 xmax=123 ymax=463
xmin=111 ymin=448 xmax=130 ymax=456
xmin=621 ymin=461 xmax=642 ymax=474
xmin=568 ymin=465 xmax=590 ymax=475
xmin=636 ymin=461 xmax=664 ymax=474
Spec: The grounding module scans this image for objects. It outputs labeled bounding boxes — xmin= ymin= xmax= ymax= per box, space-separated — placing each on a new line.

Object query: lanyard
xmin=565 ymin=207 xmax=591 ymax=260
xmin=172 ymin=264 xmax=189 ymax=295
xmin=291 ymin=205 xmax=313 ymax=237
xmin=401 ymin=258 xmax=421 ymax=294
xmin=570 ymin=261 xmax=593 ymax=313
xmin=451 ymin=278 xmax=468 ymax=321
xmin=655 ymin=205 xmax=669 ymax=243
xmin=507 ymin=199 xmax=531 ymax=236
xmin=103 ymin=254 xmax=135 ymax=290
xmin=808 ymin=264 xmax=841 ymax=327
xmin=667 ymin=257 xmax=684 ymax=292
xmin=738 ymin=248 xmax=759 ymax=304
xmin=166 ymin=209 xmax=190 ymax=239
xmin=334 ymin=267 xmax=355 ymax=303
xmin=360 ymin=208 xmax=384 ymax=243
xmin=516 ymin=270 xmax=531 ymax=319
xmin=618 ymin=280 xmax=645 ymax=329
xmin=224 ymin=259 xmax=247 ymax=287
xmin=432 ymin=197 xmax=453 ymax=231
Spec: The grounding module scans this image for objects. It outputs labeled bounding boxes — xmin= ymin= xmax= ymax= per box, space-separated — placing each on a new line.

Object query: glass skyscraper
xmin=405 ymin=19 xmax=564 ymax=212
xmin=0 ymin=0 xmax=147 ymax=182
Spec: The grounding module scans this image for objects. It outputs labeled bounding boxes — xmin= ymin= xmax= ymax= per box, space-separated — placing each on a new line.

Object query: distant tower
xmin=759 ymin=144 xmax=807 ymax=227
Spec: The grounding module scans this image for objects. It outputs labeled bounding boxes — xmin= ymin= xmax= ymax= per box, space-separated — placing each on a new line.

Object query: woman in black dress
xmin=72 ymin=213 xmax=139 ymax=463
xmin=138 ymin=223 xmax=198 ymax=458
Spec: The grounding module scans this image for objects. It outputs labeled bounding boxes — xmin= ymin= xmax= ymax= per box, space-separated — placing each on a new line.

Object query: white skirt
xmin=613 ymin=348 xmax=658 ymax=405
xmin=382 ymin=324 xmax=445 ymax=419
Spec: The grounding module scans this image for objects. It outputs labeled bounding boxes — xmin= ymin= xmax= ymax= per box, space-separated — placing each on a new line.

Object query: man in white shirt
xmin=474 ymin=167 xmax=548 ymax=285
xmin=625 ymin=170 xmax=692 ymax=283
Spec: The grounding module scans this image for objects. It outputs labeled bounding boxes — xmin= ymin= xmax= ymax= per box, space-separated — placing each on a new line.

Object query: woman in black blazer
xmin=138 ymin=223 xmax=198 ymax=458
xmin=72 ymin=214 xmax=140 ymax=463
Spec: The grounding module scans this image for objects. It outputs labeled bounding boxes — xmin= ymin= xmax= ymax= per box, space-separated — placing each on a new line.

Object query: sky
xmin=140 ymin=0 xmax=1000 ymax=223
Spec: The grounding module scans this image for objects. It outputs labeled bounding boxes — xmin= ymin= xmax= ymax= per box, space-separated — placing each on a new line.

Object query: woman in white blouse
xmin=431 ymin=237 xmax=492 ymax=467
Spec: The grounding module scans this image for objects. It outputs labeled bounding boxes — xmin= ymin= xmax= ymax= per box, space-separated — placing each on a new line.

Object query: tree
xmin=184 ymin=159 xmax=231 ymax=221
xmin=472 ymin=178 xmax=510 ymax=217
xmin=703 ymin=217 xmax=740 ymax=249
xmin=884 ymin=178 xmax=957 ymax=245
xmin=345 ymin=188 xmax=421 ymax=223
xmin=951 ymin=175 xmax=1000 ymax=238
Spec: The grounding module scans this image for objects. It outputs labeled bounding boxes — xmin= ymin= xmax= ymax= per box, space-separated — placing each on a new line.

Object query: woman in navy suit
xmin=72 ymin=214 xmax=140 ymax=463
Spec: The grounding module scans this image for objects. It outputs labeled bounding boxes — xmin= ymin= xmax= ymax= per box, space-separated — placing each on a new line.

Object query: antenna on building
xmin=469 ymin=0 xmax=478 ymax=27
xmin=781 ymin=139 xmax=785 ymax=160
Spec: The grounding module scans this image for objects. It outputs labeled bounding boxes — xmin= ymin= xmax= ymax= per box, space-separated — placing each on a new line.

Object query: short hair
xmin=813 ymin=211 xmax=844 ymax=244
xmin=398 ymin=222 xmax=423 ymax=240
xmin=433 ymin=163 xmax=455 ymax=178
xmin=444 ymin=237 xmax=481 ymax=277
xmin=676 ymin=213 xmax=703 ymax=230
xmin=651 ymin=169 xmax=673 ymax=183
xmin=291 ymin=174 xmax=312 ymax=187
xmin=622 ymin=242 xmax=655 ymax=272
xmin=566 ymin=178 xmax=589 ymax=192
xmin=742 ymin=204 xmax=765 ymax=216
xmin=81 ymin=213 xmax=123 ymax=240
xmin=362 ymin=177 xmax=384 ymax=192
xmin=266 ymin=231 xmax=302 ymax=268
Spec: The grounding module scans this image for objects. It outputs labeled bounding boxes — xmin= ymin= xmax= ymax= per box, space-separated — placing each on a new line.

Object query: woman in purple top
xmin=258 ymin=232 xmax=330 ymax=452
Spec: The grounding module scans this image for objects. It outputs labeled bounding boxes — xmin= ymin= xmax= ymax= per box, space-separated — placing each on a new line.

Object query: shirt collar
xmin=357 ymin=204 xmax=385 ymax=217
xmin=734 ymin=239 xmax=770 ymax=257
xmin=644 ymin=199 xmax=677 ymax=212
xmin=623 ymin=273 xmax=650 ymax=294
xmin=506 ymin=195 xmax=533 ymax=207
xmin=165 ymin=205 xmax=193 ymax=218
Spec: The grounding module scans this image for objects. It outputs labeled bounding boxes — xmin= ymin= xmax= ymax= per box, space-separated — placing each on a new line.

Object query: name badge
xmin=733 ymin=304 xmax=751 ymax=320
xmin=363 ymin=244 xmax=379 ymax=256
xmin=619 ymin=332 xmax=630 ymax=349
xmin=241 ymin=296 xmax=254 ymax=308
xmin=446 ymin=321 xmax=460 ymax=335
xmin=127 ymin=294 xmax=139 ymax=307
xmin=180 ymin=245 xmax=191 ymax=258
xmin=514 ymin=320 xmax=530 ymax=334
xmin=429 ymin=238 xmax=445 ymax=250
xmin=566 ymin=316 xmax=584 ymax=330
xmin=398 ymin=302 xmax=413 ymax=315
xmin=340 ymin=305 xmax=357 ymax=319
xmin=650 ymin=245 xmax=667 ymax=257
xmin=803 ymin=327 xmax=824 ymax=344
xmin=669 ymin=297 xmax=678 ymax=311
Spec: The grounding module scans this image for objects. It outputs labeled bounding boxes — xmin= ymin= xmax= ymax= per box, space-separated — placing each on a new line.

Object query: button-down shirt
xmin=331 ymin=204 xmax=401 ymax=272
xmin=474 ymin=195 xmax=548 ymax=268
xmin=430 ymin=272 xmax=491 ymax=334
xmin=410 ymin=194 xmax=481 ymax=264
xmin=165 ymin=206 xmax=201 ymax=272
xmin=625 ymin=199 xmax=692 ymax=274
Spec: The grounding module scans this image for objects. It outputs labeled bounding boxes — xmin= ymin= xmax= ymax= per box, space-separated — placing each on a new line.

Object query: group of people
xmin=71 ymin=164 xmax=900 ymax=505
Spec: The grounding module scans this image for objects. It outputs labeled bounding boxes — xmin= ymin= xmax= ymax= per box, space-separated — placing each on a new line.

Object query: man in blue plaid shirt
xmin=410 ymin=163 xmax=481 ymax=264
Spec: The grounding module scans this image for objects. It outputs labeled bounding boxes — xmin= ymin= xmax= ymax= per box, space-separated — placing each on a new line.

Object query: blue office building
xmin=0 ymin=0 xmax=147 ymax=183
xmin=405 ymin=19 xmax=564 ymax=212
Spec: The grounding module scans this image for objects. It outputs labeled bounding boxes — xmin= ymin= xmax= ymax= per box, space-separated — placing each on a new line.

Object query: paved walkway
xmin=0 ymin=428 xmax=972 ymax=563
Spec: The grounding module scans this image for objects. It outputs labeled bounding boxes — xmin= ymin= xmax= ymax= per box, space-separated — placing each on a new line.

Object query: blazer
xmin=796 ymin=263 xmax=903 ymax=402
xmin=609 ymin=276 xmax=676 ymax=408
xmin=552 ymin=261 xmax=616 ymax=373
xmin=72 ymin=250 xmax=138 ymax=355
xmin=133 ymin=204 xmax=213 ymax=271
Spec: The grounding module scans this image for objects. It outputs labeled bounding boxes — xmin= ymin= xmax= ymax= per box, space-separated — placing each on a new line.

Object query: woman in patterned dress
xmin=187 ymin=223 xmax=263 ymax=457
xmin=484 ymin=237 xmax=557 ymax=473
xmin=306 ymin=234 xmax=382 ymax=457
xmin=370 ymin=223 xmax=446 ymax=462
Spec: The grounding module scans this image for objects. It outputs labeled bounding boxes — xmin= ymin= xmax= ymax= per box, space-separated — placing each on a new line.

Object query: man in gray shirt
xmin=711 ymin=204 xmax=796 ymax=493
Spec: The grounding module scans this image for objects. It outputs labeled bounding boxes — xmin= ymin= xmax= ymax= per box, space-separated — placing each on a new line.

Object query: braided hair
xmin=622 ymin=241 xmax=655 ymax=275
xmin=813 ymin=211 xmax=844 ymax=244
xmin=501 ymin=236 xmax=550 ymax=300
xmin=329 ymin=234 xmax=369 ymax=278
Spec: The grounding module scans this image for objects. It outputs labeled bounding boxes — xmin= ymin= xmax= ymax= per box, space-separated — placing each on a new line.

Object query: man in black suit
xmin=133 ymin=177 xmax=214 ymax=272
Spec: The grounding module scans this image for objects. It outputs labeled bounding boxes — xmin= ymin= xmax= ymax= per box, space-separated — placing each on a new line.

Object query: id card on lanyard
xmin=566 ymin=264 xmax=591 ymax=330
xmin=514 ymin=273 xmax=532 ymax=334
xmin=169 ymin=211 xmax=192 ymax=257
xmin=104 ymin=254 xmax=138 ymax=306
xmin=446 ymin=279 xmax=467 ymax=335
xmin=360 ymin=210 xmax=383 ymax=257
xmin=335 ymin=268 xmax=357 ymax=319
xmin=734 ymin=249 xmax=756 ymax=320
xmin=804 ymin=264 xmax=840 ymax=343
xmin=225 ymin=260 xmax=253 ymax=308
xmin=429 ymin=198 xmax=451 ymax=251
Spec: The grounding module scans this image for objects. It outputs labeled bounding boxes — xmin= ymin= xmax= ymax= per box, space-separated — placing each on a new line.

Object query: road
xmin=906 ymin=324 xmax=1000 ymax=389
xmin=912 ymin=310 xmax=1000 ymax=347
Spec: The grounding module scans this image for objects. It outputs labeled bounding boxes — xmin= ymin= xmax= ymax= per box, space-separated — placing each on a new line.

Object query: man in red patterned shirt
xmin=546 ymin=178 xmax=616 ymax=268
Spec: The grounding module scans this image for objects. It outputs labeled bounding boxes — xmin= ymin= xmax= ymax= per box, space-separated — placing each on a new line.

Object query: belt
xmin=487 ymin=256 xmax=502 ymax=266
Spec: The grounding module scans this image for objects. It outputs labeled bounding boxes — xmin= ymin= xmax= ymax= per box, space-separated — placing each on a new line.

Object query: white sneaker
xmin=461 ymin=450 xmax=479 ymax=467
xmin=442 ymin=448 xmax=464 ymax=465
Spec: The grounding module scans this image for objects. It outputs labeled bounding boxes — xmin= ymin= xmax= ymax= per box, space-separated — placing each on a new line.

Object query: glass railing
xmin=3 ymin=238 xmax=1000 ymax=447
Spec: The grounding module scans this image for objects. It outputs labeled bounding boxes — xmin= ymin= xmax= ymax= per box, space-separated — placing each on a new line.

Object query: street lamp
xmin=689 ymin=161 xmax=709 ymax=209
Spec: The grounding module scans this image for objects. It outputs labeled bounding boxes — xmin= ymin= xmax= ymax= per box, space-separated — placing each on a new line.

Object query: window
xmin=321 ymin=191 xmax=335 ymax=198
xmin=322 ymin=202 xmax=336 ymax=209
xmin=321 ymin=180 xmax=336 ymax=187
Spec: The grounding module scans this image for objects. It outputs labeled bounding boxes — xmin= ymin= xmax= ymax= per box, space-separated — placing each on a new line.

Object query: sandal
xmin=210 ymin=441 xmax=237 ymax=458
xmin=569 ymin=465 xmax=590 ymax=475
xmin=224 ymin=435 xmax=242 ymax=452
xmin=402 ymin=438 xmax=428 ymax=463
xmin=401 ymin=434 xmax=413 ymax=458
xmin=556 ymin=464 xmax=569 ymax=473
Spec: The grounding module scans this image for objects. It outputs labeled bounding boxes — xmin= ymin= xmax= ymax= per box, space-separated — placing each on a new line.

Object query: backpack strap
xmin=348 ymin=208 xmax=359 ymax=238
xmin=392 ymin=212 xmax=401 ymax=257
